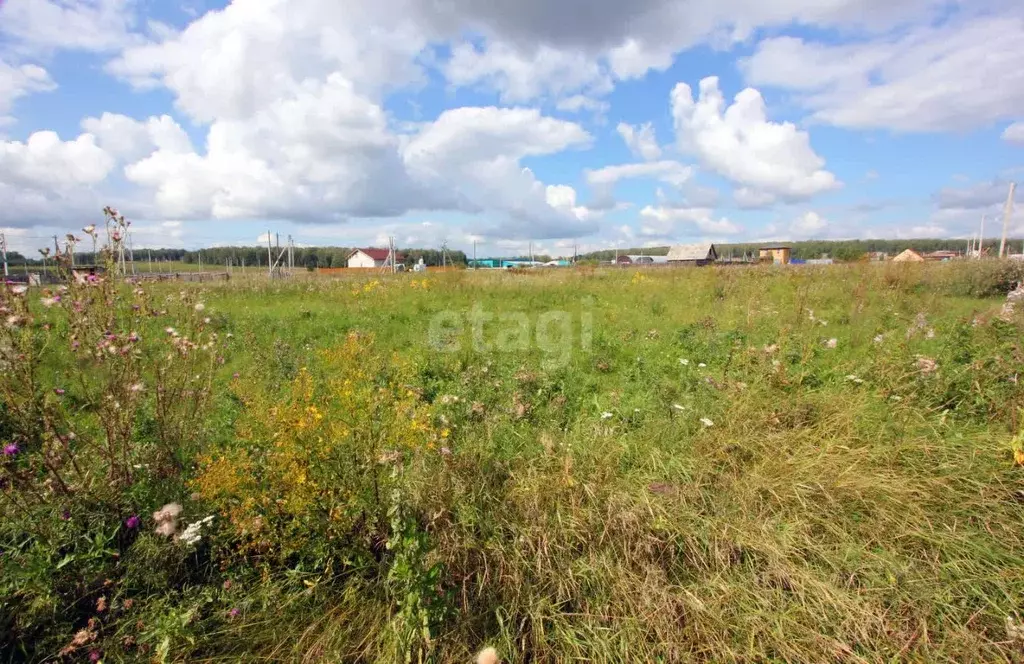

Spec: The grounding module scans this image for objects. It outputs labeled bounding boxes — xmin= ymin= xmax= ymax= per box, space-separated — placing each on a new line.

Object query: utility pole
xmin=1000 ymin=182 xmax=1016 ymax=259
xmin=979 ymin=215 xmax=986 ymax=259
xmin=267 ymin=231 xmax=273 ymax=278
xmin=473 ymin=240 xmax=477 ymax=268
xmin=0 ymin=231 xmax=7 ymax=278
xmin=148 ymin=249 xmax=153 ymax=272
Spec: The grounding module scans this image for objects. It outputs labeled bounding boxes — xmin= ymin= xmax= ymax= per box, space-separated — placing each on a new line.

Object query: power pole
xmin=473 ymin=240 xmax=477 ymax=268
xmin=0 ymin=231 xmax=8 ymax=278
xmin=148 ymin=249 xmax=153 ymax=272
xmin=1000 ymin=182 xmax=1016 ymax=259
xmin=267 ymin=231 xmax=273 ymax=278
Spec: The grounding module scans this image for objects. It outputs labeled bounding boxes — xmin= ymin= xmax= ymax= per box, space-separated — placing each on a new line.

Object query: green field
xmin=3 ymin=262 xmax=1024 ymax=662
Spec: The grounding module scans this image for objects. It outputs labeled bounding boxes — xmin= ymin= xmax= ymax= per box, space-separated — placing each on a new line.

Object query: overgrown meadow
xmin=3 ymin=235 xmax=1024 ymax=662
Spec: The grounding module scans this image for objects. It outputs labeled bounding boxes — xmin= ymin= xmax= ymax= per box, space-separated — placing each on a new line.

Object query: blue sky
xmin=1 ymin=0 xmax=1022 ymax=257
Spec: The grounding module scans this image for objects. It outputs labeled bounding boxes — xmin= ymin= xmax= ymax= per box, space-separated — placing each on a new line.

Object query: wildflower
xmin=873 ymin=334 xmax=884 ymax=344
xmin=700 ymin=417 xmax=714 ymax=427
xmin=228 ymin=608 xmax=241 ymax=618
xmin=96 ymin=596 xmax=107 ymax=613
xmin=825 ymin=338 xmax=838 ymax=349
xmin=40 ymin=296 xmax=58 ymax=307
xmin=762 ymin=344 xmax=778 ymax=354
xmin=916 ymin=356 xmax=938 ymax=375
xmin=698 ymin=362 xmax=707 ymax=368
xmin=194 ymin=303 xmax=206 ymax=312
xmin=845 ymin=375 xmax=865 ymax=384
xmin=679 ymin=358 xmax=689 ymax=365
xmin=125 ymin=515 xmax=140 ymax=529
xmin=477 ymin=647 xmax=499 ymax=664
xmin=378 ymin=450 xmax=401 ymax=464
xmin=3 ymin=443 xmax=19 ymax=457
xmin=232 ymin=372 xmax=240 ymax=379
xmin=61 ymin=509 xmax=71 ymax=520
xmin=925 ymin=328 xmax=936 ymax=339
xmin=440 ymin=446 xmax=452 ymax=457
xmin=178 ymin=518 xmax=210 ymax=546
xmin=153 ymin=503 xmax=183 ymax=538
xmin=128 ymin=332 xmax=139 ymax=342
xmin=600 ymin=411 xmax=613 ymax=419
xmin=83 ymin=224 xmax=96 ymax=236
xmin=88 ymin=650 xmax=101 ymax=663
xmin=672 ymin=404 xmax=685 ymax=411
xmin=165 ymin=327 xmax=176 ymax=335
xmin=5 ymin=314 xmax=22 ymax=328
xmin=223 ymin=580 xmax=233 ymax=590
xmin=129 ymin=383 xmax=144 ymax=393
xmin=54 ymin=388 xmax=65 ymax=396
xmin=9 ymin=284 xmax=27 ymax=296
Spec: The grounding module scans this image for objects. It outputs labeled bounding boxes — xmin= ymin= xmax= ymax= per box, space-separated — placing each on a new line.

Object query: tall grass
xmin=3 ymin=259 xmax=1024 ymax=662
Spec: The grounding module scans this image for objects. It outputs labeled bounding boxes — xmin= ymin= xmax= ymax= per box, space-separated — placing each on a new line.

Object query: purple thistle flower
xmin=89 ymin=650 xmax=101 ymax=663
xmin=54 ymin=388 xmax=65 ymax=396
xmin=2 ymin=444 xmax=18 ymax=457
xmin=61 ymin=509 xmax=71 ymax=521
xmin=228 ymin=608 xmax=241 ymax=618
xmin=232 ymin=372 xmax=240 ymax=379
xmin=125 ymin=515 xmax=140 ymax=529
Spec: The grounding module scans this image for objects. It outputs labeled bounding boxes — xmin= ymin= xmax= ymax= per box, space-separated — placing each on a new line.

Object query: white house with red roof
xmin=347 ymin=247 xmax=405 ymax=268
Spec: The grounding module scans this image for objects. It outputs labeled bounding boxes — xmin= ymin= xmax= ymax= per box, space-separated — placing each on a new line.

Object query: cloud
xmin=0 ymin=0 xmax=139 ymax=53
xmin=733 ymin=188 xmax=777 ymax=209
xmin=934 ymin=179 xmax=1014 ymax=210
xmin=638 ymin=204 xmax=742 ymax=238
xmin=555 ymin=95 xmax=609 ymax=114
xmin=740 ymin=13 xmax=1024 ymax=132
xmin=445 ymin=40 xmax=611 ymax=105
xmin=404 ymin=106 xmax=595 ymax=237
xmin=1004 ymin=122 xmax=1024 ymax=145
xmin=585 ymin=161 xmax=692 ymax=187
xmin=585 ymin=160 xmax=694 ymax=210
xmin=671 ymin=77 xmax=839 ymax=200
xmin=616 ymin=122 xmax=661 ymax=160
xmin=81 ymin=113 xmax=194 ymax=161
xmin=0 ymin=130 xmax=115 ymax=226
xmin=789 ymin=211 xmax=828 ymax=237
xmin=0 ymin=60 xmax=56 ymax=125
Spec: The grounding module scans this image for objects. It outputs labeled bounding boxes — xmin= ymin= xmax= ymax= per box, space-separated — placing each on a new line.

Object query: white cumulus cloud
xmin=1004 ymin=122 xmax=1024 ymax=145
xmin=616 ymin=122 xmax=661 ymax=160
xmin=740 ymin=14 xmax=1024 ymax=132
xmin=671 ymin=76 xmax=839 ymax=200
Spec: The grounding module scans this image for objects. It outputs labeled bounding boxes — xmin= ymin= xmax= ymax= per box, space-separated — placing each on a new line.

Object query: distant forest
xmin=4 ymin=246 xmax=469 ymax=268
xmin=580 ymin=238 xmax=1024 ymax=263
xmin=5 ymin=238 xmax=1023 ymax=269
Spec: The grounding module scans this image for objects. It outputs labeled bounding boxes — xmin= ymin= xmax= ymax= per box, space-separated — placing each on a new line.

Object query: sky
xmin=0 ymin=0 xmax=1023 ymax=258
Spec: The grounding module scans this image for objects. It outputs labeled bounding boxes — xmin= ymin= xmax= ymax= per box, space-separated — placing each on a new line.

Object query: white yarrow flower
xmin=825 ymin=338 xmax=838 ymax=349
xmin=679 ymin=358 xmax=689 ymax=365
xmin=698 ymin=362 xmax=707 ymax=368
xmin=600 ymin=411 xmax=613 ymax=420
xmin=699 ymin=417 xmax=714 ymax=428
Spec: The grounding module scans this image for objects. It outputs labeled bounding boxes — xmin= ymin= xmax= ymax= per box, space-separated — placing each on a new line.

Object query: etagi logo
xmin=427 ymin=301 xmax=593 ymax=368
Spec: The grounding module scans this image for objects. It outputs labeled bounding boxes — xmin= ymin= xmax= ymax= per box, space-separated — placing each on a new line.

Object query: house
xmin=667 ymin=243 xmax=717 ymax=266
xmin=759 ymin=245 xmax=792 ymax=265
xmin=348 ymin=247 xmax=404 ymax=268
xmin=892 ymin=249 xmax=925 ymax=263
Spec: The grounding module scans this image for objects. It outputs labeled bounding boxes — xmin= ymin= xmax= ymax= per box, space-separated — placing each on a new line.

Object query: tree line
xmin=5 ymin=246 xmax=469 ymax=269
xmin=580 ymin=238 xmax=1023 ymax=263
